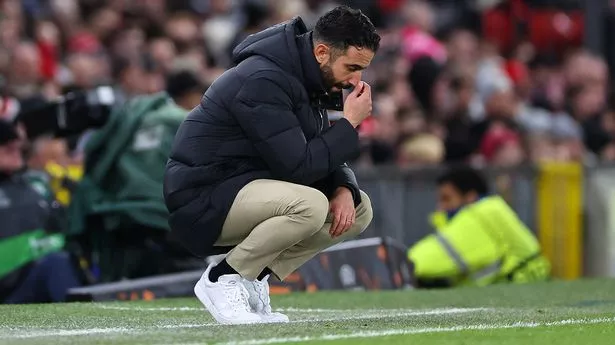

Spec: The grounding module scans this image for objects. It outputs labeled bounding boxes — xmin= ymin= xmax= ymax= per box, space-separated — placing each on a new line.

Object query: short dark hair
xmin=437 ymin=166 xmax=489 ymax=196
xmin=166 ymin=70 xmax=207 ymax=99
xmin=313 ymin=6 xmax=380 ymax=53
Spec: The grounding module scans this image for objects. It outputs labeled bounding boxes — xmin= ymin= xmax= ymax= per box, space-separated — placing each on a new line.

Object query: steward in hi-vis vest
xmin=408 ymin=167 xmax=551 ymax=288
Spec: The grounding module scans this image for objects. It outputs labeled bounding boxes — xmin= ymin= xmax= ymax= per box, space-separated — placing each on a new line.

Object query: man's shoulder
xmin=233 ymin=56 xmax=301 ymax=88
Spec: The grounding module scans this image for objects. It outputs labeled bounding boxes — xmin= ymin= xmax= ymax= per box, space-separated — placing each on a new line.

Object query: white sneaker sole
xmin=194 ymin=278 xmax=262 ymax=325
xmin=258 ymin=314 xmax=290 ymax=323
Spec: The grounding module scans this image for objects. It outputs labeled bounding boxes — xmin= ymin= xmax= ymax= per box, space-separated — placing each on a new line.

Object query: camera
xmin=15 ymin=86 xmax=116 ymax=140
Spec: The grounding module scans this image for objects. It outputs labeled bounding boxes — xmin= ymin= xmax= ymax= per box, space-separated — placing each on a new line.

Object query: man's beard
xmin=321 ymin=63 xmax=352 ymax=92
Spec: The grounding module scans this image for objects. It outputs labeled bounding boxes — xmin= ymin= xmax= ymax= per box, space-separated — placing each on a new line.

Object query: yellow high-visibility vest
xmin=408 ymin=196 xmax=551 ymax=287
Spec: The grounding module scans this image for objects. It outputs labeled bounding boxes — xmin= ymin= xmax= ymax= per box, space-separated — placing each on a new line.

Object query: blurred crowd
xmin=0 ymin=0 xmax=611 ymax=170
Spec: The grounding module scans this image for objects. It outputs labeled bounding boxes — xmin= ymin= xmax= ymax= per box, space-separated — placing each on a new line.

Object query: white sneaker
xmin=194 ymin=263 xmax=262 ymax=325
xmin=242 ymin=275 xmax=289 ymax=323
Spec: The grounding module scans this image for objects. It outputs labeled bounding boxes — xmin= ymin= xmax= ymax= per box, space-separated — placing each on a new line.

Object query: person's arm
xmin=327 ymin=164 xmax=361 ymax=207
xmin=408 ymin=234 xmax=460 ymax=280
xmin=232 ymin=73 xmax=360 ymax=185
xmin=409 ymin=210 xmax=504 ymax=284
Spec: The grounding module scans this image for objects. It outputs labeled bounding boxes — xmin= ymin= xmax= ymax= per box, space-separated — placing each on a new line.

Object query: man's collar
xmin=446 ymin=195 xmax=489 ymax=219
xmin=296 ymin=32 xmax=327 ymax=99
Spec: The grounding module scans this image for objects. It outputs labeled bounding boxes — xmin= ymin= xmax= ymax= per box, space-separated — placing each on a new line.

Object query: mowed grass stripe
xmin=0 ymin=308 xmax=486 ymax=339
xmin=217 ymin=317 xmax=615 ymax=345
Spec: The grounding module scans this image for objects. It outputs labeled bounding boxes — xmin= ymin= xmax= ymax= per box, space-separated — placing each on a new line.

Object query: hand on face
xmin=343 ymin=80 xmax=372 ymax=127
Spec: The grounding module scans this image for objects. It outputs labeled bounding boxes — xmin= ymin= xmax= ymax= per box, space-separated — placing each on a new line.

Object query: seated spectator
xmin=165 ymin=69 xmax=208 ymax=111
xmin=26 ymin=136 xmax=82 ymax=207
xmin=408 ymin=166 xmax=551 ymax=288
xmin=479 ymin=124 xmax=526 ymax=167
xmin=0 ymin=120 xmax=81 ymax=304
xmin=398 ymin=133 xmax=444 ymax=167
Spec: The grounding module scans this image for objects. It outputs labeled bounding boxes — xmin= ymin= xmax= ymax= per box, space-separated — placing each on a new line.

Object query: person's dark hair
xmin=166 ymin=70 xmax=208 ymax=100
xmin=408 ymin=56 xmax=443 ymax=114
xmin=437 ymin=166 xmax=489 ymax=196
xmin=313 ymin=6 xmax=380 ymax=54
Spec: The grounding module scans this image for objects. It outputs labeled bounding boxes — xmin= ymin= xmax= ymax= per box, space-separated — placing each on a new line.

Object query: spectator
xmin=0 ymin=0 xmax=606 ymax=173
xmin=149 ymin=37 xmax=178 ymax=74
xmin=398 ymin=133 xmax=445 ymax=167
xmin=408 ymin=56 xmax=448 ymax=119
xmin=165 ymin=70 xmax=209 ymax=111
xmin=0 ymin=120 xmax=81 ymax=304
xmin=401 ymin=0 xmax=447 ymax=64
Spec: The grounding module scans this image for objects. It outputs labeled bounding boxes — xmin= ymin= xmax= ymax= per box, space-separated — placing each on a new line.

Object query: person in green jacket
xmin=408 ymin=166 xmax=551 ymax=288
xmin=68 ymin=70 xmax=207 ymax=282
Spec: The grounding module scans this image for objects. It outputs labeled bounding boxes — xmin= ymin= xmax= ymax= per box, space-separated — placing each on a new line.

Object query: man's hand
xmin=343 ymin=81 xmax=372 ymax=128
xmin=329 ymin=187 xmax=356 ymax=238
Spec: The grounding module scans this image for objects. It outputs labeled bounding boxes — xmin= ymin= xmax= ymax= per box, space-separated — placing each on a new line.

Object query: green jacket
xmin=68 ymin=93 xmax=187 ymax=235
xmin=408 ymin=196 xmax=551 ymax=287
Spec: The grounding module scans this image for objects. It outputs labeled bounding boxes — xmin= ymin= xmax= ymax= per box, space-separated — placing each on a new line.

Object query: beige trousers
xmin=215 ymin=179 xmax=373 ymax=280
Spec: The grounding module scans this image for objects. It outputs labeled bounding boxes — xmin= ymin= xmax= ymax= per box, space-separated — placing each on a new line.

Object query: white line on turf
xmin=92 ymin=305 xmax=487 ymax=314
xmin=217 ymin=317 xmax=615 ymax=345
xmin=94 ymin=305 xmax=381 ymax=313
xmin=94 ymin=305 xmax=203 ymax=311
xmin=290 ymin=308 xmax=490 ymax=323
xmin=0 ymin=308 xmax=486 ymax=339
xmin=1 ymin=323 xmax=217 ymax=339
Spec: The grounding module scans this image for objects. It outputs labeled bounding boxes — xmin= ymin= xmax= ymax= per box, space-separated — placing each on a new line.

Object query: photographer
xmin=0 ymin=120 xmax=81 ymax=304
xmin=66 ymin=77 xmax=199 ymax=282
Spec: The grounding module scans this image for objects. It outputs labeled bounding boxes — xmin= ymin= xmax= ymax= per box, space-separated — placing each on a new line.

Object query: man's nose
xmin=348 ymin=72 xmax=362 ymax=85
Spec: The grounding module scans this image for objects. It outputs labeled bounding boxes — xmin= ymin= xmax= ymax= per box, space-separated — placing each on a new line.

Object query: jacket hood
xmin=232 ymin=17 xmax=322 ymax=92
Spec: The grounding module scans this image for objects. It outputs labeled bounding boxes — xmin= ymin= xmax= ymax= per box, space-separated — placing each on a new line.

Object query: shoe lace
xmin=254 ymin=280 xmax=272 ymax=312
xmin=222 ymin=281 xmax=251 ymax=313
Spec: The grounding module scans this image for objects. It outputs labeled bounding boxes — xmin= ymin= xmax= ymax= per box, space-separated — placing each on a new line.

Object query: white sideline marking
xmin=93 ymin=305 xmax=436 ymax=313
xmin=93 ymin=305 xmax=483 ymax=314
xmin=94 ymin=305 xmax=203 ymax=311
xmin=2 ymin=324 xmax=215 ymax=339
xmin=218 ymin=317 xmax=615 ymax=345
xmin=0 ymin=308 xmax=485 ymax=339
xmin=291 ymin=308 xmax=489 ymax=323
xmin=94 ymin=305 xmax=364 ymax=313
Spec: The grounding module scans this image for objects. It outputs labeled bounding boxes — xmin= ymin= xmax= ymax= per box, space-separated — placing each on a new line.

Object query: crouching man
xmin=164 ymin=7 xmax=378 ymax=324
xmin=408 ymin=166 xmax=551 ymax=288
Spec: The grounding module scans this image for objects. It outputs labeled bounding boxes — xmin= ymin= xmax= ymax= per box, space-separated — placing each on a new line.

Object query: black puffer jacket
xmin=163 ymin=17 xmax=362 ymax=257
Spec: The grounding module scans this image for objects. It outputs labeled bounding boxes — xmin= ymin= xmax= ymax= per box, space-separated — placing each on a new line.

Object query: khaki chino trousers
xmin=215 ymin=179 xmax=373 ymax=281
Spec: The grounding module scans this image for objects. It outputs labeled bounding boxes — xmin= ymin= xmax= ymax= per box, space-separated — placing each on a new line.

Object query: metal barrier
xmin=355 ymin=163 xmax=585 ymax=280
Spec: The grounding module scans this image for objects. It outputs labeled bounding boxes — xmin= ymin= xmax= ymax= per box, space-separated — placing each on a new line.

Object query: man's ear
xmin=313 ymin=43 xmax=330 ymax=66
xmin=465 ymin=191 xmax=479 ymax=204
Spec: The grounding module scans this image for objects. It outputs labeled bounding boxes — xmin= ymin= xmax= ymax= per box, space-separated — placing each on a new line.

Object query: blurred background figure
xmin=0 ymin=120 xmax=81 ymax=304
xmin=1 ymin=0 xmax=602 ymax=168
xmin=165 ymin=69 xmax=209 ymax=111
xmin=408 ymin=166 xmax=550 ymax=288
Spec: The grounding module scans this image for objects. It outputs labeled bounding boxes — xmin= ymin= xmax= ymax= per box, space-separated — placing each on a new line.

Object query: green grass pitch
xmin=2 ymin=279 xmax=615 ymax=344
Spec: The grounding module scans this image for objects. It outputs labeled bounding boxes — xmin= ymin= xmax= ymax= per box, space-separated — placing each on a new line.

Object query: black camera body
xmin=15 ymin=86 xmax=116 ymax=140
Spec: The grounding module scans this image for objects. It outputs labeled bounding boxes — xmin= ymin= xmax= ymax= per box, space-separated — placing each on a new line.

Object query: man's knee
xmin=292 ymin=187 xmax=329 ymax=230
xmin=354 ymin=190 xmax=374 ymax=233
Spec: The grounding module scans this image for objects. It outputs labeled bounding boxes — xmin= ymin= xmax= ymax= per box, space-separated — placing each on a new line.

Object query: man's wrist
xmin=334 ymin=186 xmax=353 ymax=197
xmin=342 ymin=116 xmax=359 ymax=128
